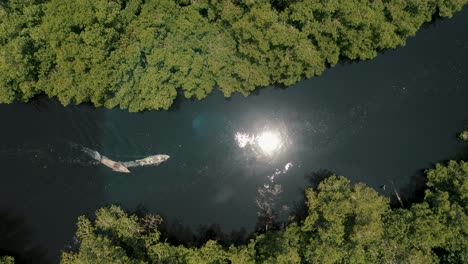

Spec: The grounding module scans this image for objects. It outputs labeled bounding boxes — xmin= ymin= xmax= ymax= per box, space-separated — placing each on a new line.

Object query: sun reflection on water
xmin=234 ymin=128 xmax=287 ymax=156
xmin=233 ymin=122 xmax=293 ymax=228
xmin=257 ymin=131 xmax=281 ymax=155
xmin=234 ymin=132 xmax=255 ymax=148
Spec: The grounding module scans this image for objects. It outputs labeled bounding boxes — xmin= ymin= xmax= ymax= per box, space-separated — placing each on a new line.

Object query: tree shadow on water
xmin=398 ymin=138 xmax=468 ymax=208
xmin=398 ymin=129 xmax=468 ymax=208
xmin=159 ymin=220 xmax=251 ymax=248
xmin=132 ymin=206 xmax=250 ymax=248
xmin=0 ymin=209 xmax=48 ymax=264
xmin=453 ymin=120 xmax=468 ymax=160
xmin=167 ymin=90 xmax=201 ymax=112
xmin=396 ymin=169 xmax=428 ymax=208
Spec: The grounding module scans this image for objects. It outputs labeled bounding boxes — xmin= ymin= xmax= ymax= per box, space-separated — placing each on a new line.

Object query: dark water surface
xmin=1 ymin=8 xmax=468 ymax=263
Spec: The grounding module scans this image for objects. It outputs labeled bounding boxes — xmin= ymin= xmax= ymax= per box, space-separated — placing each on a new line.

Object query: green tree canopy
xmin=0 ymin=0 xmax=467 ymax=111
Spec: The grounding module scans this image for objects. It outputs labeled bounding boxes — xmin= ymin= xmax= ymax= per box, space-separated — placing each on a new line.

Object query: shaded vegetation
xmin=61 ymin=160 xmax=468 ymax=263
xmin=0 ymin=0 xmax=467 ymax=111
xmin=460 ymin=130 xmax=468 ymax=140
xmin=0 ymin=256 xmax=14 ymax=264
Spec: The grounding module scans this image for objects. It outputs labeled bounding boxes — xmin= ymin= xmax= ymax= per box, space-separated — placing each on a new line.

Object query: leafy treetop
xmin=0 ymin=0 xmax=467 ymax=111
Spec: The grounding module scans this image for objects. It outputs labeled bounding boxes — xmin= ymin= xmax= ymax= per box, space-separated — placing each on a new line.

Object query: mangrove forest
xmin=0 ymin=0 xmax=467 ymax=111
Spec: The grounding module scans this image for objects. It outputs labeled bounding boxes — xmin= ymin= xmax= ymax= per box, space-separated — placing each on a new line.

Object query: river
xmin=0 ymin=7 xmax=467 ymax=264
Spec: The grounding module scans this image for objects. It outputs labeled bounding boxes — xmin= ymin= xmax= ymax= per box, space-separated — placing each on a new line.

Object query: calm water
xmin=1 ymin=8 xmax=468 ymax=263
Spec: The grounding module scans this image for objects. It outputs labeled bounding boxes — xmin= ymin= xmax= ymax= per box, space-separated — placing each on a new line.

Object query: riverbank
xmin=59 ymin=160 xmax=467 ymax=263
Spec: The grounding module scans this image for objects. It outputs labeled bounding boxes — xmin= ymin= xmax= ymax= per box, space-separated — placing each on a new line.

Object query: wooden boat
xmin=78 ymin=144 xmax=169 ymax=173
xmin=133 ymin=154 xmax=170 ymax=166
xmin=100 ymin=156 xmax=131 ymax=173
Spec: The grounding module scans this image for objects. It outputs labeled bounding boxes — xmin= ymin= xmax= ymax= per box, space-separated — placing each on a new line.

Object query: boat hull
xmin=122 ymin=154 xmax=170 ymax=168
xmin=100 ymin=156 xmax=131 ymax=173
xmin=135 ymin=154 xmax=170 ymax=166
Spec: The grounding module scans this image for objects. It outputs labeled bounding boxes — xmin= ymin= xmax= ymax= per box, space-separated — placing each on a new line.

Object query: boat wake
xmin=79 ymin=145 xmax=101 ymax=161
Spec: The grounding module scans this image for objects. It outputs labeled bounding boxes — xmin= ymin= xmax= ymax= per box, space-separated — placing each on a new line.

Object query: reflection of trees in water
xmin=127 ymin=207 xmax=250 ymax=248
xmin=254 ymin=163 xmax=294 ymax=232
xmin=154 ymin=220 xmax=250 ymax=248
xmin=455 ymin=121 xmax=468 ymax=159
xmin=0 ymin=209 xmax=48 ymax=264
xmin=255 ymin=183 xmax=282 ymax=232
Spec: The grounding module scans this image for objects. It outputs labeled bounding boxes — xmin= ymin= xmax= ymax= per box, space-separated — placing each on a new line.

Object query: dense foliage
xmin=460 ymin=130 xmax=468 ymax=140
xmin=61 ymin=160 xmax=467 ymax=263
xmin=0 ymin=256 xmax=14 ymax=264
xmin=0 ymin=0 xmax=467 ymax=111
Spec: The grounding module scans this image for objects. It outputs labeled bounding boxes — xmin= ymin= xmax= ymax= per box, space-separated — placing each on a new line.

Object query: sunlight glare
xmin=234 ymin=132 xmax=255 ymax=148
xmin=257 ymin=131 xmax=281 ymax=155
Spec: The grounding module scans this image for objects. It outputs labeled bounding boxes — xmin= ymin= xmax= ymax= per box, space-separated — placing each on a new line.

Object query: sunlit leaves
xmin=0 ymin=0 xmax=466 ymax=110
xmin=460 ymin=131 xmax=468 ymax=140
xmin=298 ymin=176 xmax=389 ymax=263
xmin=0 ymin=256 xmax=15 ymax=264
xmin=425 ymin=160 xmax=468 ymax=204
xmin=436 ymin=0 xmax=468 ymax=17
xmin=423 ymin=161 xmax=468 ymax=263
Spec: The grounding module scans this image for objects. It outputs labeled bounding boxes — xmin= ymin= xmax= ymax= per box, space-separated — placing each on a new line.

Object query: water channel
xmin=0 ymin=7 xmax=467 ymax=264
